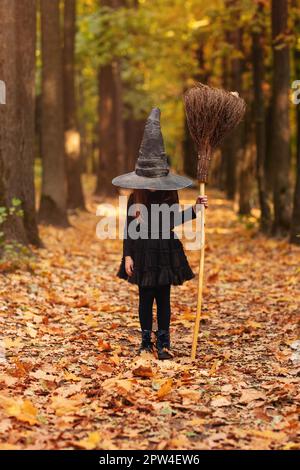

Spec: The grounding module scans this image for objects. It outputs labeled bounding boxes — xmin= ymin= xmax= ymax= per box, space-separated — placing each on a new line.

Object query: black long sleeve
xmin=123 ymin=194 xmax=135 ymax=258
xmin=122 ymin=196 xmax=197 ymax=258
xmin=171 ymin=204 xmax=197 ymax=229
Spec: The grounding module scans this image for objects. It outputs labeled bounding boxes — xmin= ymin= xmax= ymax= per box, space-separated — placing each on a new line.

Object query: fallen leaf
xmin=239 ymin=389 xmax=266 ymax=404
xmin=30 ymin=370 xmax=57 ymax=382
xmin=157 ymin=379 xmax=173 ymax=399
xmin=211 ymin=395 xmax=232 ymax=407
xmin=132 ymin=364 xmax=153 ymax=378
xmin=98 ymin=338 xmax=112 ymax=352
xmin=0 ymin=395 xmax=39 ymax=425
xmin=77 ymin=431 xmax=102 ymax=450
xmin=50 ymin=396 xmax=83 ymax=416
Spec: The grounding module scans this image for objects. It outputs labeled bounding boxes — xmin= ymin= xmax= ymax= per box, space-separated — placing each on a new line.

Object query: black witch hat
xmin=112 ymin=108 xmax=192 ymax=190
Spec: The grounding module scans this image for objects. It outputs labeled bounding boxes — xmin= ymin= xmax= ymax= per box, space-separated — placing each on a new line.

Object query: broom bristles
xmin=184 ymin=83 xmax=246 ymax=182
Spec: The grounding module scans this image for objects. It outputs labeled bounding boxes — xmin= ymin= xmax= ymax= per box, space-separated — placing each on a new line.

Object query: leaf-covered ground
xmin=0 ymin=188 xmax=299 ymax=450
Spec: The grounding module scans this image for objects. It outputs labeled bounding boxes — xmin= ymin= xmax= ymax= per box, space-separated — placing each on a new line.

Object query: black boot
xmin=138 ymin=330 xmax=154 ymax=354
xmin=156 ymin=330 xmax=173 ymax=360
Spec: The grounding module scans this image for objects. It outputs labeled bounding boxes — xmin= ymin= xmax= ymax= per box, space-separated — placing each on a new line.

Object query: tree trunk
xmin=227 ymin=43 xmax=243 ymax=200
xmin=220 ymin=55 xmax=231 ymax=192
xmin=291 ymin=104 xmax=300 ymax=244
xmin=0 ymin=0 xmax=40 ymax=246
xmin=230 ymin=28 xmax=251 ymax=215
xmin=124 ymin=114 xmax=145 ymax=173
xmin=290 ymin=7 xmax=300 ymax=244
xmin=224 ymin=2 xmax=244 ymax=201
xmin=39 ymin=0 xmax=69 ymax=226
xmin=95 ymin=0 xmax=125 ymax=197
xmin=64 ymin=0 xmax=85 ymax=210
xmin=183 ymin=118 xmax=197 ymax=179
xmin=271 ymin=0 xmax=291 ymax=235
xmin=252 ymin=2 xmax=272 ymax=233
xmin=238 ymin=108 xmax=254 ymax=216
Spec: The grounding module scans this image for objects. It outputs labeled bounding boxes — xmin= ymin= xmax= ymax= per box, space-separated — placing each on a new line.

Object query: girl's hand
xmin=194 ymin=195 xmax=208 ymax=213
xmin=125 ymin=256 xmax=134 ymax=277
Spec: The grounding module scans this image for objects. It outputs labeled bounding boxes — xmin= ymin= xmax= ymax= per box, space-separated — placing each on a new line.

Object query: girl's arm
xmin=172 ymin=195 xmax=208 ymax=228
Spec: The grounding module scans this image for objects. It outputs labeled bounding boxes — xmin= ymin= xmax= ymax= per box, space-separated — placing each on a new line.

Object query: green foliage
xmin=74 ymin=0 xmax=299 ymax=174
xmin=0 ymin=198 xmax=23 ymax=231
xmin=0 ymin=199 xmax=33 ymax=273
xmin=76 ymin=0 xmax=214 ymax=166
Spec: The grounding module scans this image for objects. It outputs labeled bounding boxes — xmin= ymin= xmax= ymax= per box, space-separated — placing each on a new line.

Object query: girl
xmin=112 ymin=108 xmax=208 ymax=360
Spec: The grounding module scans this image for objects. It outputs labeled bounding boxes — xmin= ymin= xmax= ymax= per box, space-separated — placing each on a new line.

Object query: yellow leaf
xmin=0 ymin=444 xmax=21 ymax=450
xmin=64 ymin=372 xmax=81 ymax=382
xmin=282 ymin=442 xmax=300 ymax=450
xmin=157 ymin=379 xmax=173 ymax=399
xmin=77 ymin=431 xmax=102 ymax=450
xmin=209 ymin=359 xmax=222 ymax=375
xmin=247 ymin=429 xmax=287 ymax=441
xmin=3 ymin=337 xmax=22 ymax=349
xmin=0 ymin=395 xmax=38 ymax=425
xmin=245 ymin=320 xmax=262 ymax=330
xmin=19 ymin=400 xmax=39 ymax=425
xmin=84 ymin=314 xmax=98 ymax=327
xmin=50 ymin=396 xmax=82 ymax=417
xmin=186 ymin=418 xmax=206 ymax=426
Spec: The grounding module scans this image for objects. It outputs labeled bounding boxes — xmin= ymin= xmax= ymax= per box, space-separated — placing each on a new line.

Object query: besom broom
xmin=184 ymin=83 xmax=246 ymax=360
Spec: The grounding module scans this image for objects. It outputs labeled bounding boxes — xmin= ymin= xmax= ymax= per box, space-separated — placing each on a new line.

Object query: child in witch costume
xmin=112 ymin=108 xmax=208 ymax=360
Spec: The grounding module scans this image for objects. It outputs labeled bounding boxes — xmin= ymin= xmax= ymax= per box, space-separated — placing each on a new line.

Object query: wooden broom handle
xmin=191 ymin=182 xmax=206 ymax=360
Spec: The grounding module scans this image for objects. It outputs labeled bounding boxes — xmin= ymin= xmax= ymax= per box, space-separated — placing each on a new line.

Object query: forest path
xmin=0 ymin=188 xmax=299 ymax=450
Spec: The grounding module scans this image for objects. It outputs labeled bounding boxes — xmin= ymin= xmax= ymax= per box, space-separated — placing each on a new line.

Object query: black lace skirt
xmin=117 ymin=237 xmax=195 ymax=287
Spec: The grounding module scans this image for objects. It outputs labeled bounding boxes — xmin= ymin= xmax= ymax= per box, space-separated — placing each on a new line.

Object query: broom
xmin=184 ymin=83 xmax=246 ymax=360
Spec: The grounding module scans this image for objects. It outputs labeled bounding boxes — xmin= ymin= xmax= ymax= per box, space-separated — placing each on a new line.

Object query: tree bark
xmin=227 ymin=51 xmax=243 ymax=200
xmin=290 ymin=6 xmax=300 ymax=244
xmin=238 ymin=109 xmax=254 ymax=216
xmin=252 ymin=2 xmax=272 ymax=233
xmin=220 ymin=55 xmax=231 ymax=192
xmin=291 ymin=104 xmax=300 ymax=244
xmin=230 ymin=28 xmax=252 ymax=215
xmin=0 ymin=0 xmax=41 ymax=246
xmin=271 ymin=0 xmax=291 ymax=235
xmin=124 ymin=114 xmax=145 ymax=173
xmin=183 ymin=118 xmax=197 ymax=179
xmin=64 ymin=0 xmax=85 ymax=210
xmin=39 ymin=0 xmax=69 ymax=226
xmin=224 ymin=1 xmax=244 ymax=201
xmin=95 ymin=0 xmax=125 ymax=197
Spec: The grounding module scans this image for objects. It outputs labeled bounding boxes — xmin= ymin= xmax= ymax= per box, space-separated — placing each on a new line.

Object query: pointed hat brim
xmin=112 ymin=171 xmax=193 ymax=190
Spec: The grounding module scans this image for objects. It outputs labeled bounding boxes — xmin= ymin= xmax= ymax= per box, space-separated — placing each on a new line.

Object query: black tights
xmin=138 ymin=285 xmax=171 ymax=331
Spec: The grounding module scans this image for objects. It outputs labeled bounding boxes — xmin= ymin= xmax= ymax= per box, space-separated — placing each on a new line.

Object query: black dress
xmin=117 ymin=192 xmax=196 ymax=287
